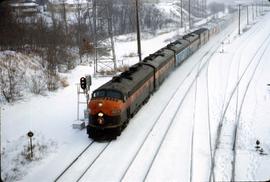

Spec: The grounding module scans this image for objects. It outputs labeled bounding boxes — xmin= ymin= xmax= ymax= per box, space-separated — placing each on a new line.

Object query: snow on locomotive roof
xmin=192 ymin=28 xmax=209 ymax=35
xmin=142 ymin=48 xmax=174 ymax=69
xmin=166 ymin=39 xmax=190 ymax=53
xmin=96 ymin=63 xmax=153 ymax=97
xmin=183 ymin=33 xmax=199 ymax=42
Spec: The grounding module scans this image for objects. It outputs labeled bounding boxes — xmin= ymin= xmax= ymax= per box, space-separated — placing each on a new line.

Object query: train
xmin=86 ymin=17 xmax=233 ymax=140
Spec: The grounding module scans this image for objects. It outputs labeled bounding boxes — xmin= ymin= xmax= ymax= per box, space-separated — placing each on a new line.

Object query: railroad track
xmin=231 ymin=31 xmax=270 ymax=181
xmin=54 ymin=141 xmax=95 ymax=181
xmin=54 ymin=141 xmax=111 ymax=182
xmin=212 ymin=22 xmax=270 ymax=181
xmin=120 ymin=25 xmax=235 ymax=181
xmin=54 ymin=35 xmax=221 ymax=182
xmin=54 ymin=30 xmax=228 ymax=182
xmin=53 ymin=13 xmax=257 ymax=182
xmin=208 ymin=14 xmax=266 ymax=182
xmin=76 ymin=142 xmax=111 ymax=182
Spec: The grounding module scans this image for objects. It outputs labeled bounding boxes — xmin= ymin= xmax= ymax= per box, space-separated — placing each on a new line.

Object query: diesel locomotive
xmin=86 ymin=25 xmax=226 ymax=140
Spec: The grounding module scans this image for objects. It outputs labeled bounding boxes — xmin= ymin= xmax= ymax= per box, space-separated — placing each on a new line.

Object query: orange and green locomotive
xmin=87 ymin=28 xmax=211 ymax=140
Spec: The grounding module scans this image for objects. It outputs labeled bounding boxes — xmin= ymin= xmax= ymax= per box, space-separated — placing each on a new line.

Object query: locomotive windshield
xmin=107 ymin=90 xmax=122 ymax=99
xmin=92 ymin=90 xmax=123 ymax=100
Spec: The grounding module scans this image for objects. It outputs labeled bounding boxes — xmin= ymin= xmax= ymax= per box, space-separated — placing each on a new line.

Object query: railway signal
xmin=75 ymin=75 xmax=92 ymax=124
xmin=80 ymin=77 xmax=87 ymax=90
xmin=27 ymin=131 xmax=34 ymax=158
xmin=255 ymin=140 xmax=261 ymax=151
xmin=85 ymin=75 xmax=92 ymax=91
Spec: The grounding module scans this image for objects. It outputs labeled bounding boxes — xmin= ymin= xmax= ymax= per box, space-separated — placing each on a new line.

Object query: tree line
xmin=1 ymin=0 xmax=224 ymax=103
xmin=0 ymin=0 xmax=174 ymax=102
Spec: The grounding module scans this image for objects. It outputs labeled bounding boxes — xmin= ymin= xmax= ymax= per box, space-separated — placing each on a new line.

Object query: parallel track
xmin=54 ymin=141 xmax=111 ymax=182
xmin=209 ymin=16 xmax=266 ymax=182
xmin=54 ymin=13 xmax=268 ymax=182
xmin=212 ymin=25 xmax=270 ymax=181
xmin=120 ymin=26 xmax=234 ymax=181
xmin=76 ymin=142 xmax=111 ymax=181
xmin=231 ymin=32 xmax=270 ymax=181
xmin=54 ymin=141 xmax=95 ymax=181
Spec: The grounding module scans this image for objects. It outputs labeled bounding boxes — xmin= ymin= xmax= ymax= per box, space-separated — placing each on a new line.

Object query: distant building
xmin=48 ymin=0 xmax=89 ymax=12
xmin=9 ymin=0 xmax=41 ymax=15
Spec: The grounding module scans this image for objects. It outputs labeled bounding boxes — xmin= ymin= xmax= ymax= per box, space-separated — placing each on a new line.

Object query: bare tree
xmin=75 ymin=0 xmax=83 ymax=63
xmin=60 ymin=0 xmax=68 ymax=36
xmin=45 ymin=47 xmax=60 ymax=91
xmin=28 ymin=71 xmax=47 ymax=95
xmin=0 ymin=55 xmax=25 ymax=102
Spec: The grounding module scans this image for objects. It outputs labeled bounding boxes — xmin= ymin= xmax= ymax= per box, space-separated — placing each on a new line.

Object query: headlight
xmin=98 ymin=112 xmax=104 ymax=117
xmin=98 ymin=103 xmax=103 ymax=107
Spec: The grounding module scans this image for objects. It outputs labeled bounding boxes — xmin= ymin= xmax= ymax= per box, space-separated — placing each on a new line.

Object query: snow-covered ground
xmin=1 ymin=9 xmax=270 ymax=182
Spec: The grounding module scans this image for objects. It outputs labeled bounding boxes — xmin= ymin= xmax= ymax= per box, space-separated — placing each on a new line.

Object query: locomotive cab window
xmin=107 ymin=90 xmax=122 ymax=100
xmin=92 ymin=90 xmax=106 ymax=98
xmin=92 ymin=90 xmax=123 ymax=100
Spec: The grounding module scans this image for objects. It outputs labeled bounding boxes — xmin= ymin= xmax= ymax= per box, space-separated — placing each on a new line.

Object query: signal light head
xmin=80 ymin=77 xmax=87 ymax=90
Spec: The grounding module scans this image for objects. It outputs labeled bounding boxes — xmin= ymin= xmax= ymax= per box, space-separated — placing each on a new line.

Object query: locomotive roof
xmin=142 ymin=48 xmax=174 ymax=69
xmin=183 ymin=33 xmax=199 ymax=42
xmin=192 ymin=28 xmax=209 ymax=35
xmin=96 ymin=63 xmax=153 ymax=97
xmin=166 ymin=39 xmax=189 ymax=53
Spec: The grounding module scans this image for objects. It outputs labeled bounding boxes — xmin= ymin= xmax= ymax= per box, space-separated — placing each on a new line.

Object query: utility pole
xmin=107 ymin=1 xmax=116 ymax=71
xmin=238 ymin=4 xmax=241 ymax=35
xmin=261 ymin=0 xmax=263 ymax=14
xmin=205 ymin=0 xmax=207 ymax=19
xmin=135 ymin=0 xmax=142 ymax=62
xmin=256 ymin=2 xmax=258 ymax=17
xmin=0 ymin=106 xmax=2 ymax=162
xmin=93 ymin=0 xmax=97 ymax=75
xmin=201 ymin=0 xmax=203 ymax=18
xmin=189 ymin=0 xmax=191 ymax=29
xmin=261 ymin=0 xmax=263 ymax=13
xmin=252 ymin=3 xmax=254 ymax=21
xmin=247 ymin=5 xmax=249 ymax=25
xmin=181 ymin=0 xmax=183 ymax=28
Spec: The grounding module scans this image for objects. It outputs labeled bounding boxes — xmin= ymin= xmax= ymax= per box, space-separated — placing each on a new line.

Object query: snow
xmin=207 ymin=12 xmax=270 ymax=181
xmin=1 ymin=8 xmax=270 ymax=182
